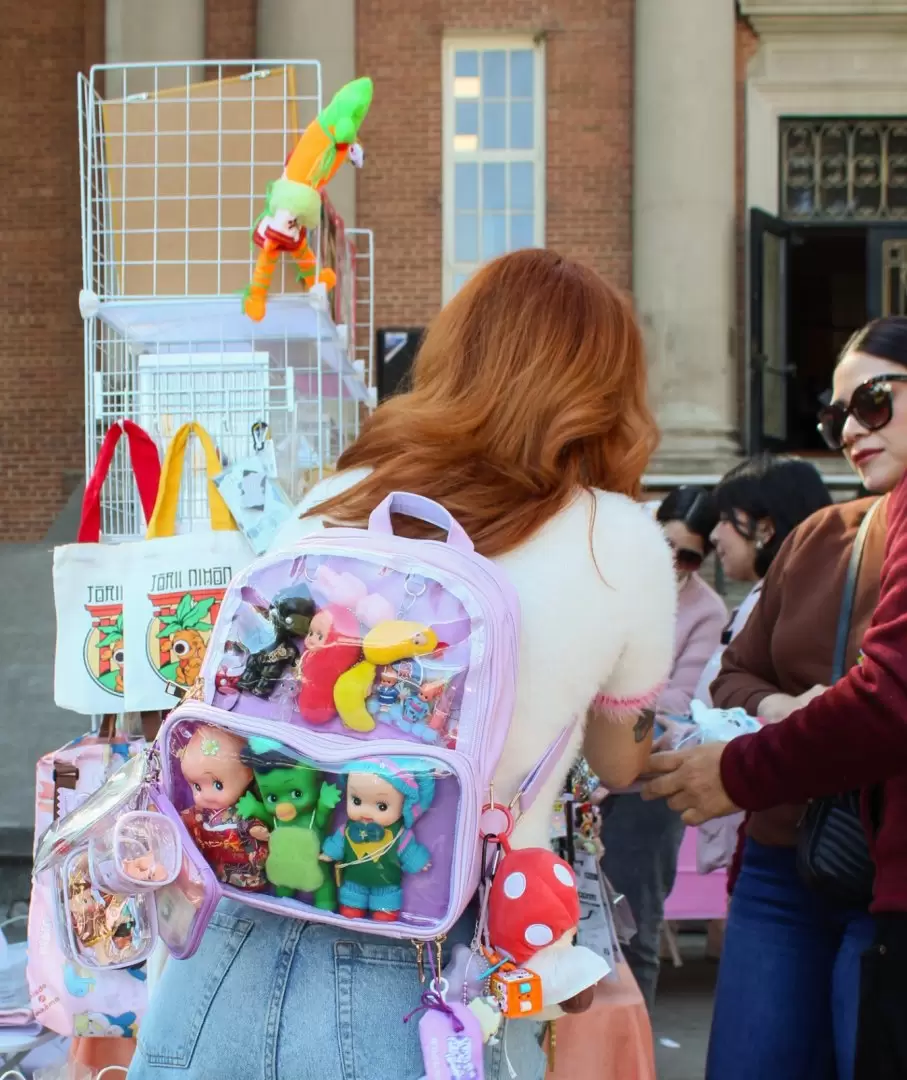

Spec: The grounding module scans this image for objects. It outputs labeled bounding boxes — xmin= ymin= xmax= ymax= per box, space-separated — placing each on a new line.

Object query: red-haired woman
xmin=129 ymin=250 xmax=678 ymax=1080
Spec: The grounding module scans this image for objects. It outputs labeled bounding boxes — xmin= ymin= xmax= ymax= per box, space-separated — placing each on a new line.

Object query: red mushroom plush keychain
xmin=485 ymin=846 xmax=611 ymax=1021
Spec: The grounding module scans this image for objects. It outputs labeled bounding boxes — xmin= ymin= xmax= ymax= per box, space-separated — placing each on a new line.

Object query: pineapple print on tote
xmin=147 ymin=588 xmax=224 ymax=688
xmin=83 ymin=595 xmax=125 ymax=696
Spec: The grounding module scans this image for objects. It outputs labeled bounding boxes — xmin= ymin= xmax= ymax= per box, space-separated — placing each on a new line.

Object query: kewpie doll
xmin=180 ymin=726 xmax=269 ymax=890
xmin=296 ymin=604 xmax=362 ymax=724
xmin=321 ymin=759 xmax=434 ymax=921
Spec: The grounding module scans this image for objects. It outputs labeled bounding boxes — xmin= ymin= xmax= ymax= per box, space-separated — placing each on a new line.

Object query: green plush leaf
xmin=175 ymin=593 xmax=193 ymax=621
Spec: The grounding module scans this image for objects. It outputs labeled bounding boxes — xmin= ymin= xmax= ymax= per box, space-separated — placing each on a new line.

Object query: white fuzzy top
xmin=270 ymin=470 xmax=677 ymax=848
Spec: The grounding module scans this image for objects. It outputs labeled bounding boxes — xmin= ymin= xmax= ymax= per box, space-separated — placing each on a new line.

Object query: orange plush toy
xmin=243 ymin=76 xmax=373 ymax=321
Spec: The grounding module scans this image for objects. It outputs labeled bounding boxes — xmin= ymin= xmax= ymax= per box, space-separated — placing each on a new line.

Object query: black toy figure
xmin=236 ymin=588 xmax=317 ymax=699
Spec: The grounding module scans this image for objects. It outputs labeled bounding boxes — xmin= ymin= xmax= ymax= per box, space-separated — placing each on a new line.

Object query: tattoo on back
xmin=634 ymin=709 xmax=655 ymax=743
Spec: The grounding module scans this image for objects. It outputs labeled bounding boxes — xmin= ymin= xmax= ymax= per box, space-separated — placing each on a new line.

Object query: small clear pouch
xmin=89 ymin=811 xmax=182 ymax=893
xmin=53 ymin=850 xmax=156 ymax=970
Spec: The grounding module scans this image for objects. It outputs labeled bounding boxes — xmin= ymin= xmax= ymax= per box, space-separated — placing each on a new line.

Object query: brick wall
xmin=204 ymin=0 xmax=256 ymax=81
xmin=357 ymin=0 xmax=634 ymax=328
xmin=0 ymin=0 xmax=105 ymax=541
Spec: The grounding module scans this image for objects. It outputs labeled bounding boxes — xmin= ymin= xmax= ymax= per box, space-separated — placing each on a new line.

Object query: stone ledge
xmin=741 ymin=1 xmax=907 ymax=34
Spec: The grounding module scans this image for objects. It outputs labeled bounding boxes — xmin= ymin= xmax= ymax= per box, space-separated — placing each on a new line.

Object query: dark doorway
xmin=787 ymin=228 xmax=866 ymax=451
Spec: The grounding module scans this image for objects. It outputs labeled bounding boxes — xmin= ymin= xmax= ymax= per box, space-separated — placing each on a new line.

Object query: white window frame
xmin=442 ymin=36 xmax=546 ymax=302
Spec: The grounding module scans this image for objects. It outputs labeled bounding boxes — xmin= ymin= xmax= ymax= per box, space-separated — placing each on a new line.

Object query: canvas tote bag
xmin=122 ymin=422 xmax=253 ymax=711
xmin=53 ymin=421 xmax=162 ymax=715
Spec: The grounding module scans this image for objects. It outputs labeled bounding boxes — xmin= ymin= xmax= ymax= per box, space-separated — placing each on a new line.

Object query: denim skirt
xmin=128 ymin=899 xmax=546 ymax=1080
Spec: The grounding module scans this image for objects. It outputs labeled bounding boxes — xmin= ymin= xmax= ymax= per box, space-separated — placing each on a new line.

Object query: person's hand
xmin=652 ymin=715 xmax=693 ymax=752
xmin=759 ymin=685 xmax=828 ymax=724
xmin=640 ymin=743 xmax=741 ymax=825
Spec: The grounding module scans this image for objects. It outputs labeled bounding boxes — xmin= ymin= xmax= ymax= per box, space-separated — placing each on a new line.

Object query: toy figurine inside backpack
xmin=35 ymin=492 xmax=609 ymax=1046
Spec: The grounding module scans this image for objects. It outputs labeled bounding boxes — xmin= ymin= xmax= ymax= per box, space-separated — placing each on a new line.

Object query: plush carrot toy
xmin=243 ymin=76 xmax=373 ymax=322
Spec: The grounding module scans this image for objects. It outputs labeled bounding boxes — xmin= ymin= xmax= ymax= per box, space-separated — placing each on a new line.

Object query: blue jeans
xmin=128 ymin=900 xmax=546 ymax=1080
xmin=707 ymin=839 xmax=875 ymax=1080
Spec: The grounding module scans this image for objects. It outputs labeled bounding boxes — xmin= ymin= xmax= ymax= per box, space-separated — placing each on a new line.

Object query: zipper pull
xmin=432 ymin=934 xmax=447 ymax=985
xmin=414 ymin=940 xmax=425 ymax=984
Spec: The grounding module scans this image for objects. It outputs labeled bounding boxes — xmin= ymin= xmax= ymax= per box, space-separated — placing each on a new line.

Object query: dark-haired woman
xmin=600 ymin=486 xmax=727 ymax=1011
xmin=644 ymin=320 xmax=907 ymax=1080
xmin=695 ymin=454 xmax=833 ymax=706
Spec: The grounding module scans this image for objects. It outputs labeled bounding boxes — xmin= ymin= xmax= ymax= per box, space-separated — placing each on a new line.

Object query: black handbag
xmin=796 ymin=501 xmax=880 ymax=909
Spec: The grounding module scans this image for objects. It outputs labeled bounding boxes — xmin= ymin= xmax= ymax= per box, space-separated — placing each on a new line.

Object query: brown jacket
xmin=711 ymin=496 xmax=887 ymax=847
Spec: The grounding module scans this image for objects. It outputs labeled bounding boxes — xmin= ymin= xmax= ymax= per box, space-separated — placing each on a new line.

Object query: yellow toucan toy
xmin=334 ymin=621 xmax=438 ymax=733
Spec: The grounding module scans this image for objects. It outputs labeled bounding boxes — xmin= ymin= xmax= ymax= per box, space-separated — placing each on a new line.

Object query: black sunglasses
xmin=817 ymin=374 xmax=907 ymax=451
xmin=665 ymin=539 xmax=703 ymax=572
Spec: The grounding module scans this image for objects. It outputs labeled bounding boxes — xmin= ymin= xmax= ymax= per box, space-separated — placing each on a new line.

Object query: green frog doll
xmin=320 ymin=758 xmax=435 ymax=922
xmin=237 ymin=737 xmax=340 ymax=909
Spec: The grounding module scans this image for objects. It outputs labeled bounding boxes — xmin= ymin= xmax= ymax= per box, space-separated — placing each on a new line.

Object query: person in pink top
xmin=600 ymin=486 xmax=727 ymax=1009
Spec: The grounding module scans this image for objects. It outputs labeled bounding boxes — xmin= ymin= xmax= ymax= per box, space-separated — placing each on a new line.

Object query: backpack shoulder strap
xmin=511 ymin=720 xmax=579 ymax=817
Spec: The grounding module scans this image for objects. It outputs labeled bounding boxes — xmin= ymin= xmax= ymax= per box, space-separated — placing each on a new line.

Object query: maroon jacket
xmin=721 ymin=472 xmax=907 ymax=912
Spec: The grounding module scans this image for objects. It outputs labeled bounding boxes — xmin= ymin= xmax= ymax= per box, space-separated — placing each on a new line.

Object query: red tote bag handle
xmin=77 ymin=420 xmax=162 ymax=543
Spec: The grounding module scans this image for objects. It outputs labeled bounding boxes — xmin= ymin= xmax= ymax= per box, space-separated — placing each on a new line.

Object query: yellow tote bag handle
xmin=146 ymin=422 xmax=236 ymax=538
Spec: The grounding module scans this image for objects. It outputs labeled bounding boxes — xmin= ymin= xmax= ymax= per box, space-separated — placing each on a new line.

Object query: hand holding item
xmin=640 ymin=742 xmax=741 ymax=826
xmin=652 ymin=714 xmax=693 ymax=752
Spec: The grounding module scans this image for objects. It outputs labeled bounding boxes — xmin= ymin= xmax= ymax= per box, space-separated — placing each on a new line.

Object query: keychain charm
xmin=406 ymin=977 xmax=485 ymax=1080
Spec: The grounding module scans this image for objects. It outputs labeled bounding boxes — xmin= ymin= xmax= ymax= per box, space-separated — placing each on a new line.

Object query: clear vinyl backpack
xmin=35 ymin=493 xmax=576 ymax=967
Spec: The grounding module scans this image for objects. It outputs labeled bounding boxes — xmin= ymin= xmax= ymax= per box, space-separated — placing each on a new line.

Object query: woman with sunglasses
xmin=644 ymin=316 xmax=907 ymax=1080
xmin=599 ymin=485 xmax=727 ymax=1011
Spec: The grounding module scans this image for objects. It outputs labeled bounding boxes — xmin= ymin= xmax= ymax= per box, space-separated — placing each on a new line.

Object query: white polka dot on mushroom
xmin=525 ymin=923 xmax=554 ymax=948
xmin=553 ymin=863 xmax=574 ymax=887
xmin=503 ymin=872 xmax=526 ymax=899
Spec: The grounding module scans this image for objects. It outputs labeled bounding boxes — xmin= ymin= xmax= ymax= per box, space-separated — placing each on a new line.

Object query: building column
xmin=257 ymin=0 xmax=357 ymax=226
xmin=633 ymin=0 xmax=739 ymax=470
xmin=105 ymin=0 xmax=206 ymax=96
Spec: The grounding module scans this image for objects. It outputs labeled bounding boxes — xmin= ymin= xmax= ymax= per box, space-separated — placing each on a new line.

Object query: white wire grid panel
xmin=79 ymin=61 xmax=324 ymax=301
xmin=84 ymin=291 xmax=372 ymax=540
xmin=78 ymin=61 xmax=376 ymax=540
xmin=347 ymin=228 xmax=376 ymax=390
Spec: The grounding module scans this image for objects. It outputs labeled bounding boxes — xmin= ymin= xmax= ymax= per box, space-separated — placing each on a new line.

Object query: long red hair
xmin=309 ymin=249 xmax=658 ymax=557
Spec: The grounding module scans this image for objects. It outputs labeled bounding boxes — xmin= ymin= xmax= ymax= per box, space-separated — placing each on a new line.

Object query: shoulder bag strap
xmin=832 ymin=501 xmax=880 ymax=681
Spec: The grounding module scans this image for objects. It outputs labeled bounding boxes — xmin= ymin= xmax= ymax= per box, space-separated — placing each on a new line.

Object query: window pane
xmin=510 ymin=50 xmax=534 ymax=98
xmin=455 ymin=51 xmax=479 ymax=78
xmin=483 ymin=213 xmax=507 ymax=259
xmin=510 ymin=162 xmax=534 ymax=211
xmin=482 ymin=50 xmax=506 ymax=98
xmin=510 ymin=101 xmax=534 ymax=150
xmin=452 ymin=272 xmax=470 ymax=294
xmin=482 ymin=163 xmax=506 ymax=210
xmin=455 ymin=163 xmax=478 ymax=211
xmin=456 ymin=100 xmax=478 ymax=136
xmin=511 ymin=213 xmax=535 ymax=249
xmin=482 ymin=101 xmax=506 ymax=149
xmin=455 ymin=213 xmax=479 ymax=262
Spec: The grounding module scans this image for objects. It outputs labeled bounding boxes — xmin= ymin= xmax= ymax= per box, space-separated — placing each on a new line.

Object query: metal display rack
xmin=77 ymin=60 xmax=375 ymax=539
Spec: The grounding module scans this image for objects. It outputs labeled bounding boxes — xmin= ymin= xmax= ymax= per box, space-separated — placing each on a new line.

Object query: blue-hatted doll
xmin=320 ymin=758 xmax=434 ymax=922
